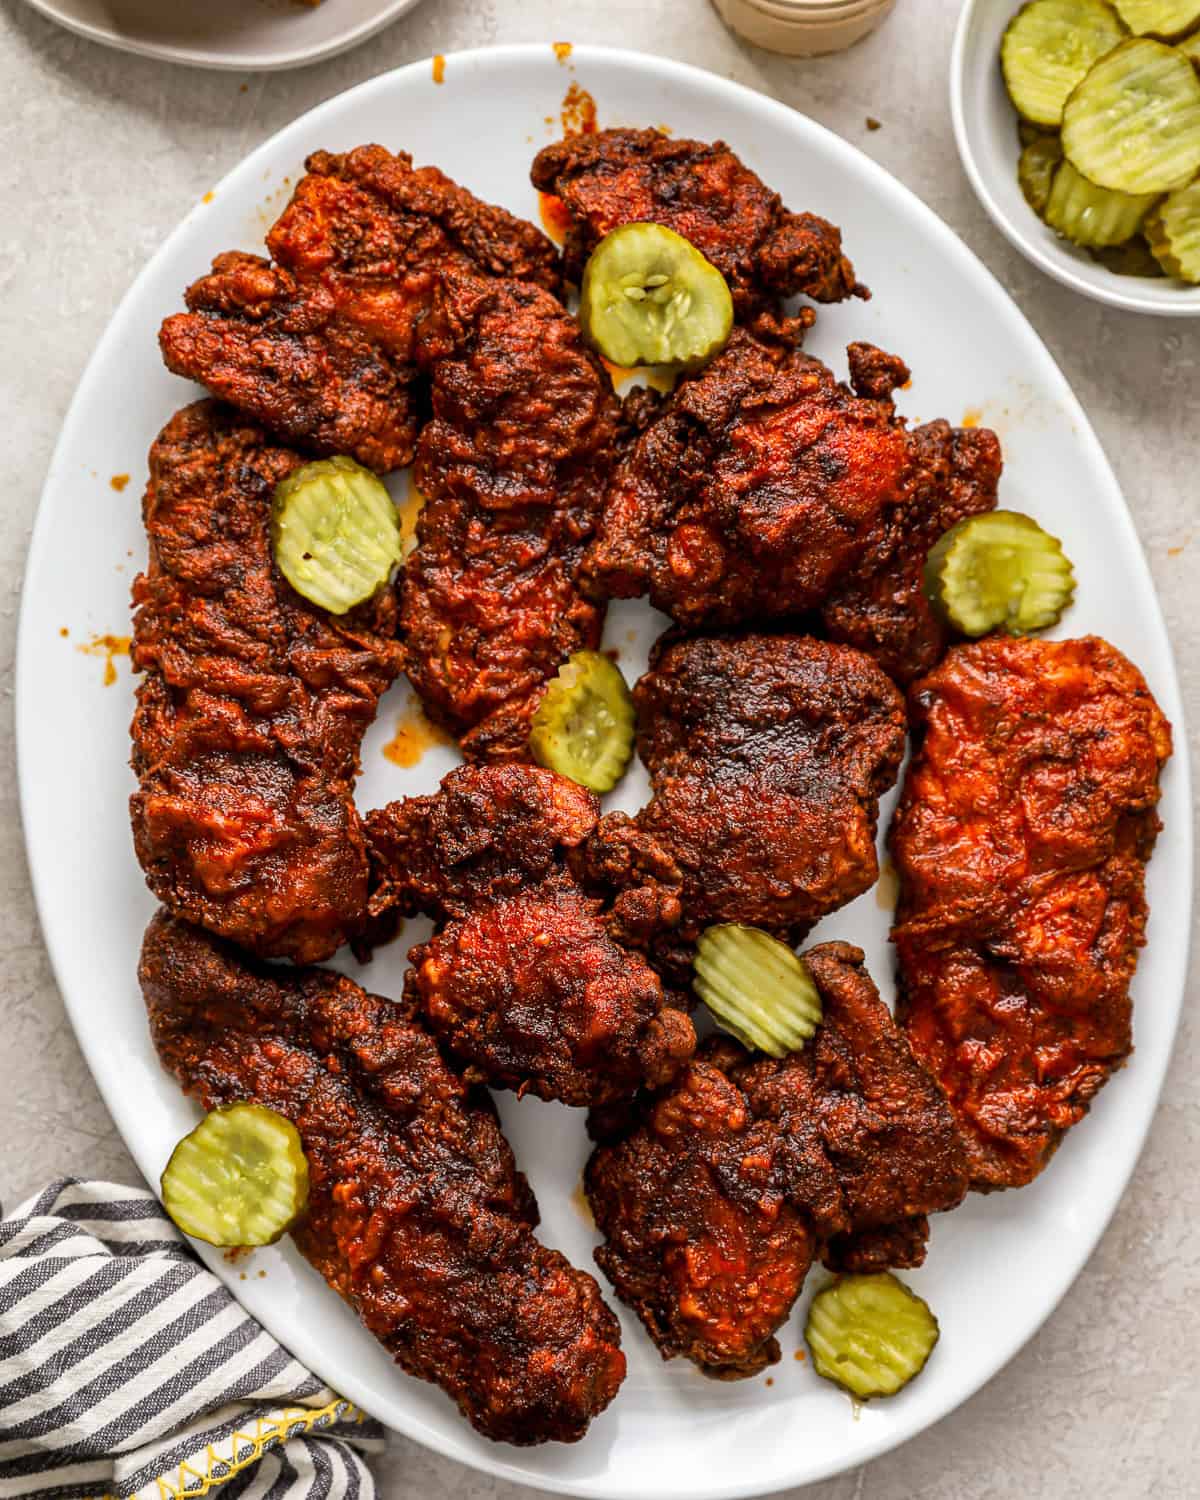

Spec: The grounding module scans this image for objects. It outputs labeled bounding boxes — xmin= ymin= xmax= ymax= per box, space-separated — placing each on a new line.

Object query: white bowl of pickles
xmin=951 ymin=0 xmax=1200 ymax=313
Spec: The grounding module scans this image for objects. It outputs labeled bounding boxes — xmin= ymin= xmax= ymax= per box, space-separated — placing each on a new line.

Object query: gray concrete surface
xmin=1 ymin=0 xmax=1197 ymax=1493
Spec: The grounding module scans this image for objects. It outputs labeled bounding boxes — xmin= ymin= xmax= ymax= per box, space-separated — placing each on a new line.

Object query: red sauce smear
xmin=384 ymin=704 xmax=452 ymax=768
xmin=539 ymin=192 xmax=572 ymax=245
xmin=78 ymin=633 xmax=131 ymax=686
xmin=561 ymin=81 xmax=597 ymax=137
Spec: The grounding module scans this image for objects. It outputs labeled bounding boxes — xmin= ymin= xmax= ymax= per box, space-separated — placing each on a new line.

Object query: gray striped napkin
xmin=0 ymin=1179 xmax=385 ymax=1500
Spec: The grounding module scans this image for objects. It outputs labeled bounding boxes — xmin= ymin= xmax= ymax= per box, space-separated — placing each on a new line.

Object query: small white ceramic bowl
xmin=950 ymin=0 xmax=1200 ymax=315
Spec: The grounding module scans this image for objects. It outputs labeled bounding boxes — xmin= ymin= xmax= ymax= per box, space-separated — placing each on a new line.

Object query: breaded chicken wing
xmin=891 ymin=635 xmax=1173 ymax=1189
xmin=130 ymin=401 xmax=403 ymax=963
xmin=141 ymin=911 xmax=625 ymax=1445
xmin=365 ymin=763 xmax=695 ymax=1106
xmin=160 ymin=146 xmax=560 ymax=472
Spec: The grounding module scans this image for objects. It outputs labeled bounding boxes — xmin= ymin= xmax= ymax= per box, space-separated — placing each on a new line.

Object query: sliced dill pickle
xmin=271 ymin=455 xmax=402 ymax=614
xmin=692 ymin=925 xmax=822 ymax=1058
xmin=1144 ymin=176 xmax=1200 ymax=278
xmin=1178 ymin=29 xmax=1200 ymax=64
xmin=1019 ymin=134 xmax=1065 ymax=216
xmin=806 ymin=1273 xmax=939 ymax=1400
xmin=1113 ymin=0 xmax=1200 ymax=35
xmin=1044 ymin=158 xmax=1159 ymax=243
xmin=1018 ymin=117 xmax=1057 ymax=148
xmin=161 ymin=1103 xmax=309 ymax=1248
xmin=924 ymin=511 xmax=1076 ymax=637
xmin=528 ymin=650 xmax=635 ymax=793
xmin=1062 ymin=38 xmax=1200 ymax=192
xmin=1001 ymin=0 xmax=1126 ymax=127
xmin=579 ymin=223 xmax=734 ymax=371
xmin=1089 ymin=233 xmax=1169 ymax=272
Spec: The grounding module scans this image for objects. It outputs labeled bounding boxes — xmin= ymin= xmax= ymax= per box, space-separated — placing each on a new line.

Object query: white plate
xmin=951 ymin=0 xmax=1200 ymax=316
xmin=19 ymin=0 xmax=424 ymax=72
xmin=16 ymin=43 xmax=1193 ymax=1500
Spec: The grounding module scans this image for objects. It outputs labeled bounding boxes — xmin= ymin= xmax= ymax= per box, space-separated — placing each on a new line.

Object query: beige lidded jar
xmin=713 ymin=0 xmax=896 ymax=57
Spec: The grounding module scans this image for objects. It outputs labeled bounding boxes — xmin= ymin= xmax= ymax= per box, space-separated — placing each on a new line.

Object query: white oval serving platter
xmin=16 ymin=43 xmax=1192 ymax=1500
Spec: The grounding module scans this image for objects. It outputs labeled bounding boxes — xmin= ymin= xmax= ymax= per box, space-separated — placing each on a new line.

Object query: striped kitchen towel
xmin=0 ymin=1179 xmax=385 ymax=1500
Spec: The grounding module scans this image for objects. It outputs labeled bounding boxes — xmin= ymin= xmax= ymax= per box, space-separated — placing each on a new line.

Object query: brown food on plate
xmin=627 ymin=632 xmax=905 ymax=968
xmin=891 ymin=635 xmax=1173 ymax=1191
xmin=159 ymin=145 xmax=560 ymax=473
xmin=585 ymin=942 xmax=968 ymax=1377
xmin=365 ymin=762 xmax=695 ymax=1106
xmin=531 ymin=127 xmax=865 ymax=344
xmin=401 ymin=272 xmax=625 ymax=760
xmin=141 ymin=910 xmax=625 ymax=1445
xmin=582 ymin=329 xmax=1002 ymax=683
xmin=130 ymin=401 xmax=403 ymax=964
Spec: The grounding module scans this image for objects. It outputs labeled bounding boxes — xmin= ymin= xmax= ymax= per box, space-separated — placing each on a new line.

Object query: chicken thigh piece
xmin=532 ymin=128 xmax=864 ymax=343
xmin=160 ymin=145 xmax=560 ymax=472
xmin=365 ymin=763 xmax=695 ymax=1106
xmin=585 ymin=943 xmax=968 ymax=1377
xmin=629 ymin=631 xmax=906 ymax=968
xmin=582 ymin=331 xmax=1001 ymax=684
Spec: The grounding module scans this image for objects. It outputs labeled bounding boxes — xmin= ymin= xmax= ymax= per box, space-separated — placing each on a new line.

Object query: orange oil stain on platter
xmin=201 ymin=191 xmax=215 ymax=205
xmin=552 ymin=41 xmax=573 ymax=63
xmin=384 ymin=702 xmax=453 ymax=768
xmin=109 ymin=473 xmax=130 ymax=492
xmin=1167 ymin=535 xmax=1191 ymax=557
xmin=561 ymin=81 xmax=598 ymax=137
xmin=571 ymin=1178 xmax=594 ymax=1225
xmin=961 ymin=406 xmax=983 ymax=429
xmin=78 ymin=633 xmax=131 ymax=687
xmin=875 ymin=857 xmax=900 ymax=912
xmin=59 ymin=627 xmax=69 ymax=638
xmin=600 ymin=357 xmax=677 ymax=395
xmin=794 ymin=1349 xmax=806 ymax=1362
xmin=432 ymin=53 xmax=445 ymax=84
xmin=539 ymin=192 xmax=572 ymax=245
xmin=395 ymin=485 xmax=426 ymax=555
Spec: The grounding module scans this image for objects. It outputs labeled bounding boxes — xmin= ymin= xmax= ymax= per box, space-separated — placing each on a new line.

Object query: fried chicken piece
xmin=401 ymin=272 xmax=623 ymax=759
xmin=130 ymin=402 xmax=403 ymax=963
xmin=585 ymin=943 xmax=968 ymax=1377
xmin=582 ymin=330 xmax=1001 ymax=683
xmin=820 ymin=417 xmax=1004 ymax=683
xmin=141 ymin=911 xmax=625 ymax=1445
xmin=365 ymin=763 xmax=695 ymax=1106
xmin=160 ymin=145 xmax=560 ymax=472
xmin=629 ymin=633 xmax=905 ymax=969
xmin=531 ymin=128 xmax=864 ymax=343
xmin=890 ymin=636 xmax=1173 ymax=1190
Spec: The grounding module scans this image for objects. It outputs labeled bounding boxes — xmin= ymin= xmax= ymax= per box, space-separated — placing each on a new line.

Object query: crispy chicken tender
xmin=130 ymin=402 xmax=403 ymax=963
xmin=582 ymin=330 xmax=1001 ymax=683
xmin=401 ymin=272 xmax=625 ymax=760
xmin=585 ymin=943 xmax=968 ymax=1377
xmin=891 ymin=635 xmax=1173 ymax=1190
xmin=141 ymin=911 xmax=625 ymax=1445
xmin=531 ymin=128 xmax=865 ymax=344
xmin=365 ymin=764 xmax=695 ymax=1106
xmin=629 ymin=632 xmax=906 ymax=968
xmin=160 ymin=146 xmax=560 ymax=472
